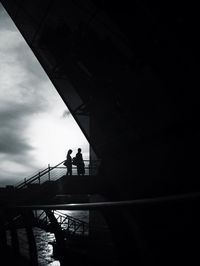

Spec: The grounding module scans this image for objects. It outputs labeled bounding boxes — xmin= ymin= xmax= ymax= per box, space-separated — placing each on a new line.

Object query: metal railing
xmin=33 ymin=210 xmax=89 ymax=236
xmin=15 ymin=159 xmax=101 ymax=190
xmin=15 ymin=191 xmax=200 ymax=210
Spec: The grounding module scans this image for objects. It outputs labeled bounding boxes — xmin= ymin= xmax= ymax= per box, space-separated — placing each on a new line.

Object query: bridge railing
xmin=53 ymin=210 xmax=89 ymax=235
xmin=15 ymin=159 xmax=101 ymax=190
xmin=33 ymin=210 xmax=89 ymax=235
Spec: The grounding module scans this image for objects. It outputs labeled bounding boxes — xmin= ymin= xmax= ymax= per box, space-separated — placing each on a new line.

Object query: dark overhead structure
xmin=1 ymin=0 xmax=200 ymax=265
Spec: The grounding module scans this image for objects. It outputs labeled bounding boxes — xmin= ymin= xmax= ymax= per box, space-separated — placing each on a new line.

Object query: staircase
xmin=33 ymin=210 xmax=89 ymax=236
xmin=15 ymin=159 xmax=96 ymax=190
xmin=9 ymin=159 xmax=101 ymax=205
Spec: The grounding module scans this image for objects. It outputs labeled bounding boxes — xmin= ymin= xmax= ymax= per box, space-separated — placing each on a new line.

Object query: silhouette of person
xmin=75 ymin=148 xmax=85 ymax=176
xmin=66 ymin=149 xmax=73 ymax=175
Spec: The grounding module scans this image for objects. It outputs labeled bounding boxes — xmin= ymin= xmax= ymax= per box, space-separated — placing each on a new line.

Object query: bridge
xmin=1 ymin=1 xmax=200 ymax=266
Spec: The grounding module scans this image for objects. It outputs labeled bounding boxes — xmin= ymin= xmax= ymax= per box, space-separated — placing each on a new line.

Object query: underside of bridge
xmin=1 ymin=1 xmax=200 ymax=265
xmin=2 ymin=0 xmax=199 ymax=200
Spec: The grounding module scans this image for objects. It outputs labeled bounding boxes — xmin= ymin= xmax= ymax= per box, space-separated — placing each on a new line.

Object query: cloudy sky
xmin=0 ymin=4 xmax=89 ymax=186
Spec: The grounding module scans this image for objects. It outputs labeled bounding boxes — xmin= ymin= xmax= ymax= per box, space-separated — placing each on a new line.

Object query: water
xmin=55 ymin=210 xmax=89 ymax=224
xmin=6 ymin=211 xmax=89 ymax=265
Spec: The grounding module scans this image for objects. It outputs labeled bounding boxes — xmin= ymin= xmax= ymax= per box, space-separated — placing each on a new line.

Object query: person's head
xmin=68 ymin=149 xmax=72 ymax=155
xmin=78 ymin=148 xmax=81 ymax=153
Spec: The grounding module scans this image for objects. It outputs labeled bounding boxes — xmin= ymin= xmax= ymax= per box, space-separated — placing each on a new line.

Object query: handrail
xmin=15 ymin=160 xmax=66 ymax=189
xmin=14 ymin=168 xmax=47 ymax=188
xmin=15 ymin=159 xmax=101 ymax=190
xmin=9 ymin=191 xmax=200 ymax=210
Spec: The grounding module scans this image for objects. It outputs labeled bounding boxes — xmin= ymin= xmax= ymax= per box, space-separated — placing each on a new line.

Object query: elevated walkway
xmin=0 ymin=159 xmax=101 ymax=205
xmin=15 ymin=159 xmax=99 ymax=189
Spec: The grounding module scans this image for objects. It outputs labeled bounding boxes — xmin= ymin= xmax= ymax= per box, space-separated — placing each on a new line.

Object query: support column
xmin=0 ymin=211 xmax=7 ymax=250
xmin=10 ymin=218 xmax=20 ymax=258
xmin=45 ymin=210 xmax=67 ymax=264
xmin=21 ymin=210 xmax=38 ymax=266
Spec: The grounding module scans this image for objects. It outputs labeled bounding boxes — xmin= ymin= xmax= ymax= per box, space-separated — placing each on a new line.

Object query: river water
xmin=6 ymin=211 xmax=89 ymax=266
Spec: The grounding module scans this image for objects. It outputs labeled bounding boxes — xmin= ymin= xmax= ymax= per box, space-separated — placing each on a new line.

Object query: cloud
xmin=62 ymin=109 xmax=71 ymax=118
xmin=0 ymin=4 xmax=89 ymax=186
xmin=0 ymin=104 xmax=34 ymax=155
xmin=0 ymin=133 xmax=32 ymax=155
xmin=0 ymin=4 xmax=53 ymax=183
xmin=0 ymin=4 xmax=16 ymax=32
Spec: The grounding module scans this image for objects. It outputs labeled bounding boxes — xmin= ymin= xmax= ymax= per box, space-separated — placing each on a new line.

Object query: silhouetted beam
xmin=13 ymin=191 xmax=200 ymax=210
xmin=21 ymin=210 xmax=38 ymax=266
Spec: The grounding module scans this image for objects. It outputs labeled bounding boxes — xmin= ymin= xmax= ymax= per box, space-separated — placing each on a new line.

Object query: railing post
xmin=89 ymin=160 xmax=92 ymax=176
xmin=48 ymin=164 xmax=50 ymax=181
xmin=82 ymin=223 xmax=85 ymax=235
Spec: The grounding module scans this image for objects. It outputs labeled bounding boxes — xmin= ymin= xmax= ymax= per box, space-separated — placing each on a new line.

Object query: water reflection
xmin=33 ymin=227 xmax=58 ymax=265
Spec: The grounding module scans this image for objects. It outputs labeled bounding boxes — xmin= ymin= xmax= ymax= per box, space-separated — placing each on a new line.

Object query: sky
xmin=0 ymin=4 xmax=89 ymax=186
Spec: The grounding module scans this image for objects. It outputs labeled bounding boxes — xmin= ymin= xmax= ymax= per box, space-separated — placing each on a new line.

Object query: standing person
xmin=75 ymin=148 xmax=85 ymax=176
xmin=65 ymin=149 xmax=73 ymax=176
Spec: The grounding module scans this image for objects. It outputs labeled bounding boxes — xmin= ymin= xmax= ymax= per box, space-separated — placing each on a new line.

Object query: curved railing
xmin=14 ymin=191 xmax=200 ymax=210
